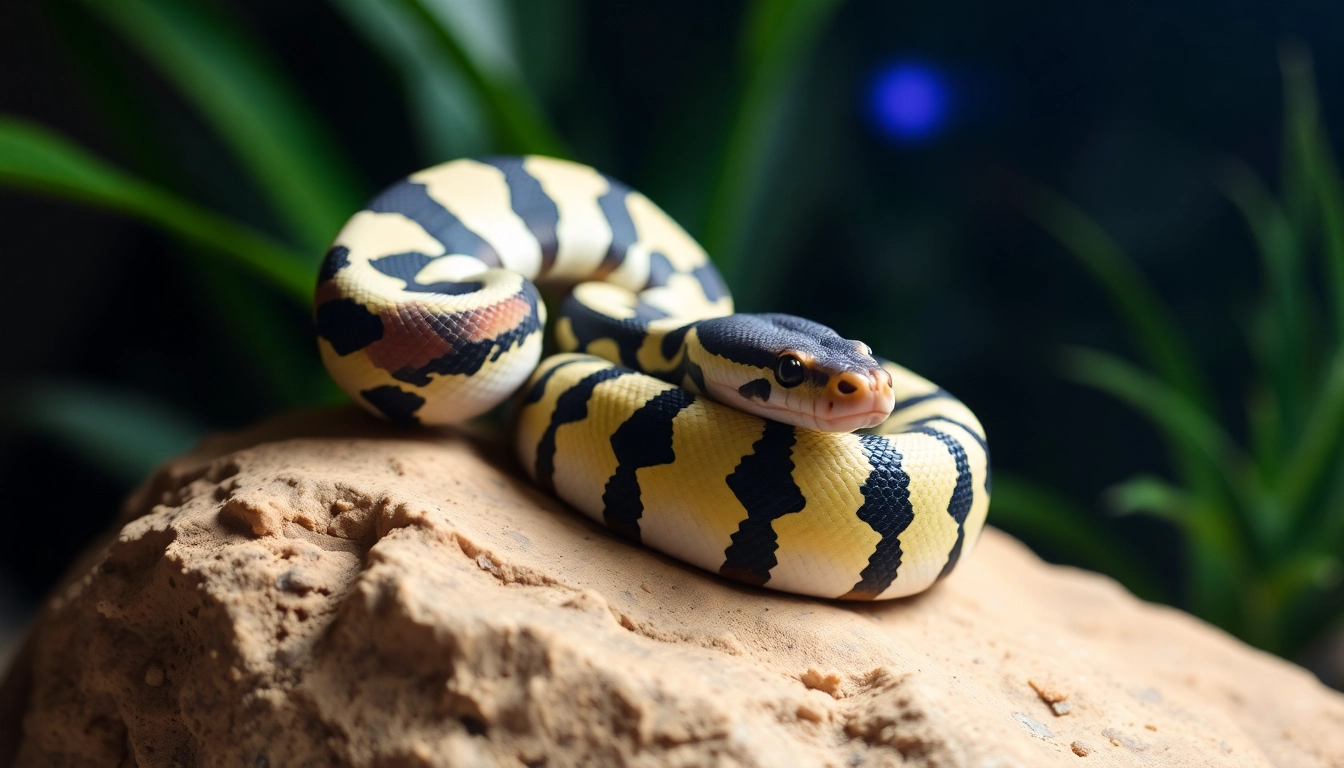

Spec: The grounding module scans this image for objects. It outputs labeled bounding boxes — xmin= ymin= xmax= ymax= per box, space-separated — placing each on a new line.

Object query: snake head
xmin=689 ymin=313 xmax=896 ymax=432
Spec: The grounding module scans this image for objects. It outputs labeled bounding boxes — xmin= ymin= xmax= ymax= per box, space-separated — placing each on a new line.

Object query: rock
xmin=2 ymin=408 xmax=1342 ymax=767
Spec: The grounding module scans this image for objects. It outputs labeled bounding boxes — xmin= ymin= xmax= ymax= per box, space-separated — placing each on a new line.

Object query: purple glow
xmin=869 ymin=63 xmax=948 ymax=141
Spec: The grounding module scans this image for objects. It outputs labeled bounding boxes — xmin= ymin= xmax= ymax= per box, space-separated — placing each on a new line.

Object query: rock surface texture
xmin=2 ymin=409 xmax=1342 ymax=767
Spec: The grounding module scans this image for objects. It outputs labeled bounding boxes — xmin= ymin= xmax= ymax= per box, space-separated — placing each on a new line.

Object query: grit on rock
xmin=1 ymin=409 xmax=1341 ymax=767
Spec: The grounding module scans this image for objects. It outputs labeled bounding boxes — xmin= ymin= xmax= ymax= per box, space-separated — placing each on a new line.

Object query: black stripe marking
xmin=909 ymin=426 xmax=975 ymax=582
xmin=318 ymin=245 xmax=350 ymax=283
xmin=483 ymin=157 xmax=560 ymax=274
xmin=559 ymin=293 xmax=662 ymax=369
xmin=906 ymin=416 xmax=991 ymax=495
xmin=368 ymin=251 xmax=483 ymax=295
xmin=521 ymin=358 xmax=587 ymax=405
xmin=367 ymin=180 xmax=501 ymax=266
xmin=691 ymin=263 xmax=728 ymax=303
xmin=738 ymin=378 xmax=771 ymax=401
xmin=602 ymin=388 xmax=697 ymax=541
xmin=681 ymin=355 xmax=707 ymax=395
xmin=392 ymin=285 xmax=543 ymax=386
xmin=646 ymin=251 xmax=675 ymax=288
xmin=533 ymin=367 xmax=630 ymax=493
xmin=842 ymin=435 xmax=915 ymax=599
xmin=719 ymin=420 xmax=805 ymax=586
xmin=595 ymin=182 xmax=638 ymax=275
xmin=360 ymin=385 xmax=425 ymax=424
xmin=906 ymin=416 xmax=987 ymax=453
xmin=315 ymin=298 xmax=384 ymax=355
xmin=890 ymin=389 xmax=953 ymax=413
xmin=659 ymin=322 xmax=697 ymax=360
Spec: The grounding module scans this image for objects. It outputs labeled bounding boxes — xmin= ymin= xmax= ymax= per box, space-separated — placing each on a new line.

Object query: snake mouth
xmin=718 ymin=383 xmax=895 ymax=433
xmin=807 ymin=407 xmax=893 ymax=432
xmin=736 ymin=402 xmax=891 ymax=433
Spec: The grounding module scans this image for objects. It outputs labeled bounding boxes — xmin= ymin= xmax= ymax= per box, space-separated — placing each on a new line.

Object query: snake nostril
xmin=837 ymin=379 xmax=858 ymax=395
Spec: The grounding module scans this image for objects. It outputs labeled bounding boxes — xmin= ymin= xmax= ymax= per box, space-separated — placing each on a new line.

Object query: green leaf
xmin=1280 ymin=46 xmax=1344 ymax=340
xmin=1064 ymin=347 xmax=1248 ymax=487
xmin=1268 ymin=555 xmax=1342 ymax=601
xmin=1218 ymin=160 xmax=1311 ymax=440
xmin=80 ymin=0 xmax=364 ymax=252
xmin=1245 ymin=553 xmax=1344 ymax=653
xmin=1061 ymin=346 xmax=1267 ymax=554
xmin=1306 ymin=456 xmax=1344 ymax=558
xmin=330 ymin=0 xmax=493 ymax=162
xmin=3 ymin=382 xmax=205 ymax=486
xmin=185 ymin=259 xmax=344 ymax=409
xmin=1281 ymin=350 xmax=1344 ymax=520
xmin=1106 ymin=474 xmax=1189 ymax=522
xmin=1246 ymin=383 xmax=1283 ymax=483
xmin=702 ymin=0 xmax=844 ymax=285
xmin=1022 ymin=185 xmax=1211 ymax=410
xmin=384 ymin=0 xmax=569 ymax=157
xmin=0 ymin=117 xmax=313 ymax=302
xmin=987 ymin=473 xmax=1165 ymax=601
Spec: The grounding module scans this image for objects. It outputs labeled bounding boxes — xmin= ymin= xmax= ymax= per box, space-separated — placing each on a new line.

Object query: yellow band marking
xmin=767 ymin=432 xmax=883 ymax=597
xmin=637 ymin=402 xmax=764 ymax=575
xmin=522 ymin=156 xmax=614 ymax=282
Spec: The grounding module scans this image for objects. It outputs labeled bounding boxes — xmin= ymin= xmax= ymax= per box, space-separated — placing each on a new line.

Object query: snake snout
xmin=828 ymin=369 xmax=893 ymax=402
xmin=809 ymin=368 xmax=896 ymax=432
xmin=830 ymin=371 xmax=875 ymax=400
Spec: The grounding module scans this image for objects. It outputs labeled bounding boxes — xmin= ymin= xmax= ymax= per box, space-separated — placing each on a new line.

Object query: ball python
xmin=314 ymin=156 xmax=990 ymax=599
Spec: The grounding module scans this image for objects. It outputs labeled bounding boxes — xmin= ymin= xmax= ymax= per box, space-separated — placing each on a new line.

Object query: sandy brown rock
xmin=2 ymin=408 xmax=1342 ymax=767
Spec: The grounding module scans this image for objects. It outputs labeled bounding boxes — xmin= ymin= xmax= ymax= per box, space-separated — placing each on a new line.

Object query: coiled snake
xmin=314 ymin=156 xmax=989 ymax=599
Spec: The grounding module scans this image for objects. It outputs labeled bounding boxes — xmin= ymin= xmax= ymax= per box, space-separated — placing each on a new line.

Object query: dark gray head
xmin=689 ymin=313 xmax=895 ymax=432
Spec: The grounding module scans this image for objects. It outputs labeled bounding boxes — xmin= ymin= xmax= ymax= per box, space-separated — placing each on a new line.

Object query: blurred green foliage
xmin=0 ymin=0 xmax=841 ymax=483
xmin=0 ymin=0 xmax=1340 ymax=668
xmin=992 ymin=49 xmax=1344 ymax=657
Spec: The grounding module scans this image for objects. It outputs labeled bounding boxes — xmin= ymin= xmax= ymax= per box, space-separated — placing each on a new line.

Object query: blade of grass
xmin=0 ymin=117 xmax=311 ymax=303
xmin=1277 ymin=45 xmax=1344 ymax=546
xmin=987 ymin=473 xmax=1165 ymax=601
xmin=386 ymin=0 xmax=569 ymax=157
xmin=1281 ymin=45 xmax=1344 ymax=341
xmin=1246 ymin=383 xmax=1283 ymax=482
xmin=329 ymin=0 xmax=491 ymax=162
xmin=1106 ymin=474 xmax=1189 ymax=522
xmin=42 ymin=0 xmax=176 ymax=186
xmin=43 ymin=5 xmax=333 ymax=406
xmin=1280 ymin=350 xmax=1344 ymax=522
xmin=1247 ymin=554 xmax=1344 ymax=653
xmin=1219 ymin=160 xmax=1310 ymax=441
xmin=1063 ymin=347 xmax=1251 ymax=493
xmin=702 ymin=0 xmax=844 ymax=286
xmin=1307 ymin=454 xmax=1344 ymax=562
xmin=186 ymin=259 xmax=344 ymax=409
xmin=3 ymin=381 xmax=205 ymax=486
xmin=79 ymin=0 xmax=364 ymax=252
xmin=1062 ymin=346 xmax=1265 ymax=550
xmin=1022 ymin=185 xmax=1212 ymax=409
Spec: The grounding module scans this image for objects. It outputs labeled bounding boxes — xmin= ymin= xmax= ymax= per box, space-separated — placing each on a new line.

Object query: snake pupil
xmin=775 ymin=355 xmax=806 ymax=387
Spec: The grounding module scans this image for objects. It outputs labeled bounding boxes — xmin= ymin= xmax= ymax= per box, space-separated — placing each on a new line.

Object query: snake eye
xmin=774 ymin=354 xmax=806 ymax=388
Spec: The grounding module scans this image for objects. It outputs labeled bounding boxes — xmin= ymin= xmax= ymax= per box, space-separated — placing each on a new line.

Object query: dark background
xmin=1 ymin=0 xmax=1341 ymax=676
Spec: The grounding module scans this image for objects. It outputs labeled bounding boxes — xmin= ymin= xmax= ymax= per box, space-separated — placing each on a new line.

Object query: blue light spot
xmin=869 ymin=63 xmax=949 ymax=141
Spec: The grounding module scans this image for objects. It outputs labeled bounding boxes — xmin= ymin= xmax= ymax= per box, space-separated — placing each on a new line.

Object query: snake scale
xmin=314 ymin=156 xmax=990 ymax=599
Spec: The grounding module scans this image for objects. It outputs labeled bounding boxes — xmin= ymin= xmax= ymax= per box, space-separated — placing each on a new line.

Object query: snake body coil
xmin=316 ymin=156 xmax=990 ymax=599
